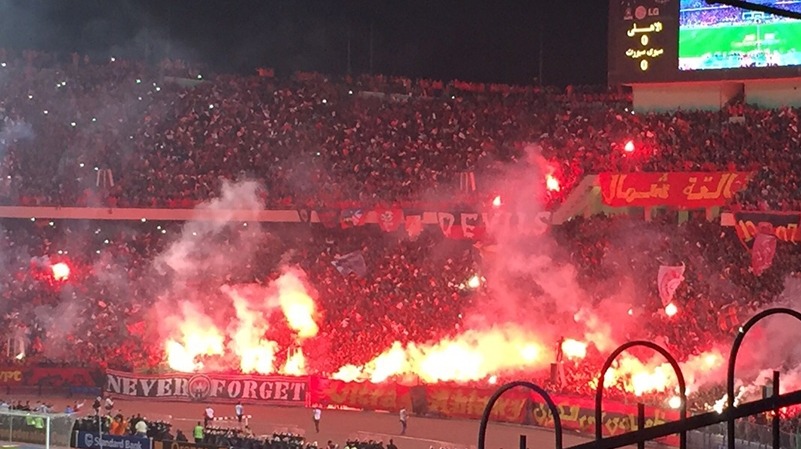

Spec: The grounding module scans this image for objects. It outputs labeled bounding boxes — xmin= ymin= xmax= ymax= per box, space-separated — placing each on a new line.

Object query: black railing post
xmin=519 ymin=434 xmax=526 ymax=449
xmin=773 ymin=370 xmax=781 ymax=449
xmin=637 ymin=403 xmax=645 ymax=449
xmin=594 ymin=340 xmax=687 ymax=449
xmin=726 ymin=308 xmax=801 ymax=449
xmin=477 ymin=381 xmax=563 ymax=449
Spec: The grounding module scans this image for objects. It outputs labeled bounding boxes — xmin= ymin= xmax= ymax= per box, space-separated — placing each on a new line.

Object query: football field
xmin=679 ymin=21 xmax=801 ymax=69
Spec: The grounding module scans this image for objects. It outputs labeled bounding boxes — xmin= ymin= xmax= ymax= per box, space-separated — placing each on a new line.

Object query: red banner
xmin=310 ymin=378 xmax=679 ymax=446
xmin=598 ymin=172 xmax=751 ymax=208
xmin=310 ymin=378 xmax=411 ymax=411
xmin=0 ymin=368 xmax=23 ymax=386
xmin=733 ymin=212 xmax=801 ymax=248
xmin=28 ymin=367 xmax=100 ymax=387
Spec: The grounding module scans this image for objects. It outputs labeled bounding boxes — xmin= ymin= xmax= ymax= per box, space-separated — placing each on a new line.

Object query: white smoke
xmin=155 ymin=180 xmax=265 ymax=279
xmin=0 ymin=119 xmax=34 ymax=154
xmin=464 ymin=144 xmax=635 ymax=353
xmin=151 ymin=180 xmax=321 ymax=374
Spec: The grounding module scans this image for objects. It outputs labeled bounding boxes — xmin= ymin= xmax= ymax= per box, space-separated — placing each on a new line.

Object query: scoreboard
xmin=608 ymin=0 xmax=801 ymax=84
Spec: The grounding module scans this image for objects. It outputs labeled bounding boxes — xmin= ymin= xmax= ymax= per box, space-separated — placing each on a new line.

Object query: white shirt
xmin=235 ymin=404 xmax=244 ymax=416
xmin=205 ymin=407 xmax=214 ymax=418
xmin=400 ymin=409 xmax=407 ymax=421
xmin=313 ymin=408 xmax=321 ymax=420
xmin=135 ymin=420 xmax=148 ymax=434
xmin=105 ymin=398 xmax=114 ymax=409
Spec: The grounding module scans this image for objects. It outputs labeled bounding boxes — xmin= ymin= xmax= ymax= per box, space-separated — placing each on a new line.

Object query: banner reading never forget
xmin=105 ymin=370 xmax=308 ymax=405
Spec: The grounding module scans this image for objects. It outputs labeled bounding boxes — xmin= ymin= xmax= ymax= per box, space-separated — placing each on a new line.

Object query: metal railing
xmin=690 ymin=421 xmax=801 ymax=449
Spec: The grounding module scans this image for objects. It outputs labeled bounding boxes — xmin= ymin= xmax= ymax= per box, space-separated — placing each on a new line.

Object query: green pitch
xmin=679 ymin=22 xmax=801 ymax=58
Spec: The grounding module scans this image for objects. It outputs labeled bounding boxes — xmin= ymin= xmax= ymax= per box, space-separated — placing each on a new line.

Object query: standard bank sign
xmin=76 ymin=432 xmax=152 ymax=449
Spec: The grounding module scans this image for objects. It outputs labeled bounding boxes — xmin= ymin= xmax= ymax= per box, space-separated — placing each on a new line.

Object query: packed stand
xmin=0 ymin=50 xmax=798 ymax=211
xmin=0 ymin=48 xmax=801 ymax=437
xmin=0 ymin=211 xmax=798 ymax=399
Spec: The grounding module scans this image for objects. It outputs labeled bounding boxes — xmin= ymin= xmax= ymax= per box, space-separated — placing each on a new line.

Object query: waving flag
xmin=332 ymin=251 xmax=368 ymax=278
xmin=657 ymin=264 xmax=685 ymax=306
xmin=751 ymin=233 xmax=777 ymax=276
xmin=340 ymin=209 xmax=367 ymax=228
xmin=376 ymin=207 xmax=404 ymax=232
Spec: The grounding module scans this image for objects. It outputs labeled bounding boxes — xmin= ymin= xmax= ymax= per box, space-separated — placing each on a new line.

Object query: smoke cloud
xmin=0 ymin=120 xmax=34 ymax=155
xmin=152 ymin=180 xmax=320 ymax=375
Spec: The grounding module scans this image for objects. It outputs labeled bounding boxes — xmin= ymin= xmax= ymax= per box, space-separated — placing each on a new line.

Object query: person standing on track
xmin=399 ymin=408 xmax=407 ymax=435
xmin=204 ymin=405 xmax=215 ymax=427
xmin=312 ymin=406 xmax=322 ymax=433
xmin=235 ymin=402 xmax=244 ymax=424
xmin=193 ymin=422 xmax=204 ymax=444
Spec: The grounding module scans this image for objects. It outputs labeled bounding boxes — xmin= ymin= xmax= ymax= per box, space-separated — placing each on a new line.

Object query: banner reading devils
xmin=599 ymin=172 xmax=751 ymax=208
xmin=436 ymin=211 xmax=551 ymax=240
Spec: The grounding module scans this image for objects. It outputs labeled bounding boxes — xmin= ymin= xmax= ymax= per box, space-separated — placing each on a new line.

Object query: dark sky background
xmin=0 ymin=0 xmax=609 ymax=86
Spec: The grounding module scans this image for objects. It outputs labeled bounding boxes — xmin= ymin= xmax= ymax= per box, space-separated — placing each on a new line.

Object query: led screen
xmin=679 ymin=0 xmax=801 ymax=71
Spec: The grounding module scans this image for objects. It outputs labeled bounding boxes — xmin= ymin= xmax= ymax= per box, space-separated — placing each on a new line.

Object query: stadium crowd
xmin=0 ymin=49 xmax=800 ymax=211
xmin=0 ymin=49 xmax=800 ymax=442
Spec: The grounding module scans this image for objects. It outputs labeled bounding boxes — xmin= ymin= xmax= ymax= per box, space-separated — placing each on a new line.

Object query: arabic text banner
xmin=105 ymin=370 xmax=308 ymax=405
xmin=598 ymin=172 xmax=751 ymax=208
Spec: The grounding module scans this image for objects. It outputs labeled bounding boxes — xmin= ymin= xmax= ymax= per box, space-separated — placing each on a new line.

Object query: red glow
xmin=51 ymin=262 xmax=70 ymax=281
xmin=546 ymin=174 xmax=561 ymax=192
xmin=624 ymin=140 xmax=636 ymax=153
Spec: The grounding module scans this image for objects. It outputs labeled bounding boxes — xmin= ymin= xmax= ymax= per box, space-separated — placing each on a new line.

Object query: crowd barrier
xmin=158 ymin=440 xmax=228 ymax=449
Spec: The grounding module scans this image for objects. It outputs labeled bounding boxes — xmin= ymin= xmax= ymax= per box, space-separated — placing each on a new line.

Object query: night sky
xmin=0 ymin=0 xmax=608 ymax=86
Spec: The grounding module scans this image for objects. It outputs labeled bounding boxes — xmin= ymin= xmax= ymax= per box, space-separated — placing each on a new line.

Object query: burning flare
xmin=546 ymin=174 xmax=561 ymax=192
xmin=51 ymin=262 xmax=71 ymax=281
xmin=164 ymin=269 xmax=319 ymax=375
xmin=332 ymin=325 xmax=549 ymax=383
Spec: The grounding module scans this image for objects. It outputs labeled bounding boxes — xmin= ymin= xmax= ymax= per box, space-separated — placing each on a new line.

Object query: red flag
xmin=751 ymin=233 xmax=777 ymax=276
xmin=657 ymin=264 xmax=685 ymax=306
xmin=376 ymin=207 xmax=404 ymax=232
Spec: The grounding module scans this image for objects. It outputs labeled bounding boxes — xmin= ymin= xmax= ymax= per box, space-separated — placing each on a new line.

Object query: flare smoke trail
xmin=153 ymin=180 xmax=320 ymax=375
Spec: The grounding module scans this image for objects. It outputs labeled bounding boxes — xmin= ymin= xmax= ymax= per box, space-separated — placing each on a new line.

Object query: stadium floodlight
xmin=705 ymin=0 xmax=801 ymax=20
xmin=0 ymin=409 xmax=77 ymax=449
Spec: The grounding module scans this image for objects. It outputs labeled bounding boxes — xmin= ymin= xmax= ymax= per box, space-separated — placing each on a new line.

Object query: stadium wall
xmin=631 ymin=82 xmax=742 ymax=112
xmin=744 ymin=78 xmax=801 ymax=109
xmin=631 ymin=78 xmax=801 ymax=112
